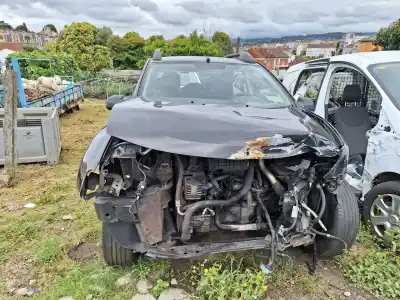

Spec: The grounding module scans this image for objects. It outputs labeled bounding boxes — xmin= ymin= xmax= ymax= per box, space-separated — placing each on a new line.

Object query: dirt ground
xmin=0 ymin=100 xmax=387 ymax=300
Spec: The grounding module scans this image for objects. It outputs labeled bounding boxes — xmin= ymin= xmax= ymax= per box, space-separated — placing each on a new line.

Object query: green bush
xmin=7 ymin=50 xmax=82 ymax=81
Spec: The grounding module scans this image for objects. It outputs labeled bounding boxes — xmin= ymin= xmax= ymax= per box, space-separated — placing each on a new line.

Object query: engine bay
xmin=91 ymin=140 xmax=342 ymax=266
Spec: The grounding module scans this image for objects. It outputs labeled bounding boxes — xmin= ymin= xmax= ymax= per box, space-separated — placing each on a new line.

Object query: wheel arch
xmin=372 ymin=172 xmax=400 ymax=186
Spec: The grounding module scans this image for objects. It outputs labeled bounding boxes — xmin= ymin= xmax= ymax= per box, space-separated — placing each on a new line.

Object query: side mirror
xmin=106 ymin=95 xmax=124 ymax=110
xmin=297 ymin=96 xmax=316 ymax=111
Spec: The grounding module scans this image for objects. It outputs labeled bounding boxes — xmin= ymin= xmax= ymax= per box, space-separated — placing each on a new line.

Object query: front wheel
xmin=315 ymin=182 xmax=360 ymax=257
xmin=363 ymin=181 xmax=400 ymax=242
xmin=102 ymin=222 xmax=137 ymax=266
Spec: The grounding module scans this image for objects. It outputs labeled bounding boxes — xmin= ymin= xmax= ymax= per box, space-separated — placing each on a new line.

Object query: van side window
xmin=328 ymin=67 xmax=382 ymax=126
xmin=294 ymin=69 xmax=325 ymax=100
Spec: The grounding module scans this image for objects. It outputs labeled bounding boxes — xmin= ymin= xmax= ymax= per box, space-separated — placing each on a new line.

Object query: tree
xmin=136 ymin=35 xmax=168 ymax=68
xmin=58 ymin=22 xmax=111 ymax=72
xmin=108 ymin=32 xmax=145 ymax=70
xmin=168 ymin=30 xmax=222 ymax=57
xmin=95 ymin=26 xmax=113 ymax=45
xmin=44 ymin=41 xmax=61 ymax=53
xmin=0 ymin=21 xmax=13 ymax=30
xmin=7 ymin=50 xmax=81 ymax=80
xmin=43 ymin=24 xmax=57 ymax=33
xmin=212 ymin=31 xmax=233 ymax=55
xmin=375 ymin=19 xmax=400 ymax=50
xmin=15 ymin=22 xmax=28 ymax=32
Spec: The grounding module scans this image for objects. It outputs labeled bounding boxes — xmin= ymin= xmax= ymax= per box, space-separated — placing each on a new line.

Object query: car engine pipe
xmin=180 ymin=164 xmax=255 ymax=241
xmin=174 ymin=154 xmax=186 ymax=216
xmin=215 ymin=215 xmax=268 ymax=231
xmin=259 ymin=159 xmax=286 ymax=197
xmin=310 ymin=183 xmax=326 ymax=228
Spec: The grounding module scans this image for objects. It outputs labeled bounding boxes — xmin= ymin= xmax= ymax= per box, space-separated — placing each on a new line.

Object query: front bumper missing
xmin=146 ymin=238 xmax=272 ymax=259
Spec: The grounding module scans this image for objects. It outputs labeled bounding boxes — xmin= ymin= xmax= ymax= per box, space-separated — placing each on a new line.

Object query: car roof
xmin=329 ymin=51 xmax=400 ymax=68
xmin=286 ymin=51 xmax=400 ymax=73
xmin=151 ymin=55 xmax=248 ymax=65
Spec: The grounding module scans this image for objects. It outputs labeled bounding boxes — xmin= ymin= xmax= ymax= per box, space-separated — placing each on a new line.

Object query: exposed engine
xmin=96 ymin=140 xmax=336 ymax=264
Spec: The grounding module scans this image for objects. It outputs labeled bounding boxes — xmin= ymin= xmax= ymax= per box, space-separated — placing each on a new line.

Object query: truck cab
xmin=283 ymin=51 xmax=400 ymax=240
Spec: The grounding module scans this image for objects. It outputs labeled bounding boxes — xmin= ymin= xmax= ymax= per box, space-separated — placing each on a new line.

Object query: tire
xmin=102 ymin=222 xmax=136 ymax=266
xmin=316 ymin=182 xmax=360 ymax=257
xmin=363 ymin=181 xmax=400 ymax=243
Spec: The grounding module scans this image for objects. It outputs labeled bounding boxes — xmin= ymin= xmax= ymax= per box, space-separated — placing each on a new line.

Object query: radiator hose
xmin=180 ymin=164 xmax=255 ymax=241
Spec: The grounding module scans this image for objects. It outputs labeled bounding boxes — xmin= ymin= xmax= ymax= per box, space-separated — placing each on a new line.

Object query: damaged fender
xmin=77 ymin=127 xmax=111 ymax=199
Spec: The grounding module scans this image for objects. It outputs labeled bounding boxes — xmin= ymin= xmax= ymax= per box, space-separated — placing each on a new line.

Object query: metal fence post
xmin=0 ymin=70 xmax=18 ymax=187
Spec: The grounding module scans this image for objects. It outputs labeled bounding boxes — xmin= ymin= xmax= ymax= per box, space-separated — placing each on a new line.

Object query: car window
xmin=368 ymin=62 xmax=400 ymax=111
xmin=179 ymin=72 xmax=199 ymax=86
xmin=140 ymin=61 xmax=294 ymax=107
xmin=328 ymin=67 xmax=382 ymax=125
xmin=294 ymin=69 xmax=325 ymax=100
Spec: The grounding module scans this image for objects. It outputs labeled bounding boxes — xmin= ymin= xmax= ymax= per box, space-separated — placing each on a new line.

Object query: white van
xmin=283 ymin=51 xmax=400 ymax=240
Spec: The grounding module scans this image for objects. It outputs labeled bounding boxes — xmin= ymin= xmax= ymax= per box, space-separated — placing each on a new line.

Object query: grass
xmin=0 ymin=99 xmax=396 ymax=300
xmin=337 ymin=226 xmax=400 ymax=299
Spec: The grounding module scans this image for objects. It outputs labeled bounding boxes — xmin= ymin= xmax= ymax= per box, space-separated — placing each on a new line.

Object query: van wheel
xmin=102 ymin=222 xmax=136 ymax=266
xmin=363 ymin=181 xmax=400 ymax=242
xmin=316 ymin=182 xmax=360 ymax=258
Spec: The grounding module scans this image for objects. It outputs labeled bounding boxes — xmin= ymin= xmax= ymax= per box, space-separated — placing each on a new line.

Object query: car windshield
xmin=140 ymin=61 xmax=294 ymax=107
xmin=368 ymin=62 xmax=400 ymax=109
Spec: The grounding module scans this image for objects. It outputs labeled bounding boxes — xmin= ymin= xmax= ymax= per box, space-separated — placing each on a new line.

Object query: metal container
xmin=0 ymin=107 xmax=61 ymax=165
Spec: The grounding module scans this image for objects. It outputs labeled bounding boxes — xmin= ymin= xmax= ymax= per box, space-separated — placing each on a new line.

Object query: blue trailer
xmin=0 ymin=56 xmax=84 ymax=114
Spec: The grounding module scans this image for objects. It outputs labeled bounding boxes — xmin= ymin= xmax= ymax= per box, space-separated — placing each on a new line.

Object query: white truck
xmin=282 ymin=51 xmax=400 ymax=241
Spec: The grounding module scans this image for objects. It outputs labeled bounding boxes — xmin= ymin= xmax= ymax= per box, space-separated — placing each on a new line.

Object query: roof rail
xmin=153 ymin=48 xmax=162 ymax=61
xmin=225 ymin=51 xmax=255 ymax=63
xmin=305 ymin=57 xmax=330 ymax=65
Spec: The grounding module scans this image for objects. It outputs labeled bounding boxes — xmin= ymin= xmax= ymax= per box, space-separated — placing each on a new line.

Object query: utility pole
xmin=236 ymin=37 xmax=241 ymax=53
xmin=0 ymin=70 xmax=18 ymax=187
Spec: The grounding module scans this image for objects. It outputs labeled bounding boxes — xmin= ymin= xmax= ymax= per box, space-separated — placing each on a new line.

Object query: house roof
xmin=359 ymin=37 xmax=376 ymax=43
xmin=248 ymin=47 xmax=289 ymax=59
xmin=0 ymin=42 xmax=23 ymax=52
xmin=307 ymin=43 xmax=336 ymax=49
xmin=288 ymin=59 xmax=306 ymax=67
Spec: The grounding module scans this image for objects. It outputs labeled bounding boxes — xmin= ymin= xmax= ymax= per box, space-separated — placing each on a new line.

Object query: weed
xmin=35 ymin=264 xmax=132 ymax=299
xmin=189 ymin=257 xmax=268 ymax=300
xmin=338 ymin=226 xmax=400 ymax=299
xmin=131 ymin=257 xmax=169 ymax=280
xmin=385 ymin=227 xmax=400 ymax=253
xmin=37 ymin=237 xmax=63 ymax=262
xmin=35 ymin=182 xmax=73 ymax=205
xmin=151 ymin=279 xmax=170 ymax=297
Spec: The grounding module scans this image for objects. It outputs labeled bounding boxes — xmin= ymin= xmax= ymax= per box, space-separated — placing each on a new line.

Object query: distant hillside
xmin=240 ymin=32 xmax=376 ymax=45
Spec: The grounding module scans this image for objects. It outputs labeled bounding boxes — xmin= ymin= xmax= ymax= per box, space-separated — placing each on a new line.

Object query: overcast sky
xmin=0 ymin=0 xmax=398 ymax=38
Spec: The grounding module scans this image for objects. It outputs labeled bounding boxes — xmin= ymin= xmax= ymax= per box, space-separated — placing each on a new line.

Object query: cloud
xmin=0 ymin=0 xmax=398 ymax=38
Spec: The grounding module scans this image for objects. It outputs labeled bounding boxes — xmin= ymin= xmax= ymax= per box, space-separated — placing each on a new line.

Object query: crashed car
xmin=77 ymin=50 xmax=359 ymax=266
xmin=283 ymin=51 xmax=400 ymax=242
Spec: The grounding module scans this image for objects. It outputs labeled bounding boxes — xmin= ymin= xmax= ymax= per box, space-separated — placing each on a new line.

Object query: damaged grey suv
xmin=77 ymin=50 xmax=359 ymax=268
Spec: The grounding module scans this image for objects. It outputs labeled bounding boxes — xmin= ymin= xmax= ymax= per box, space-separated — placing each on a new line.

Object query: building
xmin=296 ymin=43 xmax=307 ymax=56
xmin=0 ymin=24 xmax=58 ymax=50
xmin=359 ymin=37 xmax=383 ymax=52
xmin=306 ymin=43 xmax=336 ymax=58
xmin=248 ymin=47 xmax=289 ymax=70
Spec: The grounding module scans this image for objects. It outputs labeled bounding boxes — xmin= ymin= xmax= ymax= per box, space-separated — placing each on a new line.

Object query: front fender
xmin=77 ymin=127 xmax=112 ymax=199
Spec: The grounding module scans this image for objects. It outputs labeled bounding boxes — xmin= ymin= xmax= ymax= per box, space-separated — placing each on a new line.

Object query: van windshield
xmin=140 ymin=61 xmax=294 ymax=108
xmin=368 ymin=62 xmax=400 ymax=109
